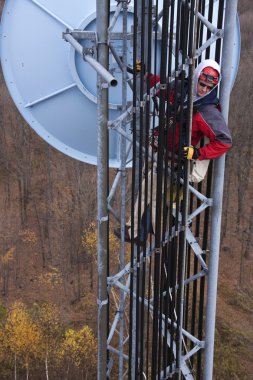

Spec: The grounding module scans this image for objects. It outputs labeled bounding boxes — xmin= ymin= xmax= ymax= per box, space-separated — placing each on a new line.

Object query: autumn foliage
xmin=0 ymin=301 xmax=97 ymax=380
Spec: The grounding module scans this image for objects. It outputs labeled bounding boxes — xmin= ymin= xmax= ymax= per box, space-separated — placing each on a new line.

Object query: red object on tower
xmin=199 ymin=66 xmax=219 ymax=85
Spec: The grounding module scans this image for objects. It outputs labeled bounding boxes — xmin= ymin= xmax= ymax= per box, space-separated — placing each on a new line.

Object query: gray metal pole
xmin=97 ymin=0 xmax=109 ymax=379
xmin=177 ymin=2 xmax=199 ymax=375
xmin=131 ymin=1 xmax=143 ymax=376
xmin=203 ymin=1 xmax=238 ymax=379
xmin=119 ymin=2 xmax=128 ymax=378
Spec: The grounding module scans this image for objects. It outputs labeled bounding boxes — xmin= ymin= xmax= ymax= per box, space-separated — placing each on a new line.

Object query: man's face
xmin=197 ymin=79 xmax=214 ymax=97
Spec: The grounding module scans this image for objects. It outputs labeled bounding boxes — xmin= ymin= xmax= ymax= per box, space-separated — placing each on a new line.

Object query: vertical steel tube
xmin=130 ymin=2 xmax=143 ymax=377
xmin=177 ymin=2 xmax=198 ymax=378
xmin=119 ymin=2 xmax=128 ymax=378
xmin=203 ymin=1 xmax=238 ymax=379
xmin=97 ymin=0 xmax=109 ymax=379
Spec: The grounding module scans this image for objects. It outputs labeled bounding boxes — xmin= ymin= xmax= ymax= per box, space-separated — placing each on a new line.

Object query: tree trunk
xmin=45 ymin=349 xmax=49 ymax=380
xmin=14 ymin=353 xmax=17 ymax=380
xmin=65 ymin=362 xmax=70 ymax=380
xmin=26 ymin=355 xmax=29 ymax=380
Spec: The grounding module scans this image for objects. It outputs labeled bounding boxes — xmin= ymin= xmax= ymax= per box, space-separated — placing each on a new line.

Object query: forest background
xmin=0 ymin=0 xmax=253 ymax=379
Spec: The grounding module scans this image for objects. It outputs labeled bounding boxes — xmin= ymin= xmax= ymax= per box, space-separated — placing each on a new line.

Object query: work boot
xmin=114 ymin=226 xmax=131 ymax=243
xmin=114 ymin=226 xmax=144 ymax=246
xmin=133 ymin=236 xmax=144 ymax=247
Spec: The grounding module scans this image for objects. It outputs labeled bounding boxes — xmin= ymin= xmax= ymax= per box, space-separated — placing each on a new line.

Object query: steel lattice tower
xmin=95 ymin=1 xmax=239 ymax=379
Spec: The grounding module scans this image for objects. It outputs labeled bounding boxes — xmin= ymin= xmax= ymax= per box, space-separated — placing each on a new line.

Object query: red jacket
xmin=150 ymin=75 xmax=232 ymax=160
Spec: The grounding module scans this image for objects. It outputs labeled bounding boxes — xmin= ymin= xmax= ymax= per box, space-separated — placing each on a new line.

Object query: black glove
xmin=183 ymin=146 xmax=200 ymax=160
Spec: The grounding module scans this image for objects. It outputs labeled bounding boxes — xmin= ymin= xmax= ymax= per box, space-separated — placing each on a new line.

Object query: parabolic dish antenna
xmin=0 ymin=0 xmax=136 ymax=166
xmin=0 ymin=1 xmax=240 ymax=166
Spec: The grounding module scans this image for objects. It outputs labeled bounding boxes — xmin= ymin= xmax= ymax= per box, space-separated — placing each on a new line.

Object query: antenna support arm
xmin=63 ymin=31 xmax=118 ymax=87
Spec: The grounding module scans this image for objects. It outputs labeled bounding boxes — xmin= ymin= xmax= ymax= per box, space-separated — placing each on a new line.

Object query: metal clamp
xmin=100 ymin=82 xmax=110 ymax=89
xmin=206 ymin=197 xmax=213 ymax=207
xmin=215 ymin=29 xmax=224 ymax=38
xmin=83 ymin=47 xmax=94 ymax=56
xmin=98 ymin=215 xmax=109 ymax=224
xmin=97 ymin=298 xmax=108 ymax=310
xmin=160 ymin=83 xmax=167 ymax=90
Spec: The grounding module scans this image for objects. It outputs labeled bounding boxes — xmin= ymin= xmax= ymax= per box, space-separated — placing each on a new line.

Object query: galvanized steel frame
xmin=94 ymin=0 xmax=238 ymax=379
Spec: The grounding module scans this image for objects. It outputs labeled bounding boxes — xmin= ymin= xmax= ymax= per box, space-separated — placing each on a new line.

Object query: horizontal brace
xmin=109 ymin=32 xmax=132 ymax=40
xmin=66 ymin=29 xmax=161 ymax=42
xmin=68 ymin=29 xmax=133 ymax=41
xmin=68 ymin=30 xmax=96 ymax=40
